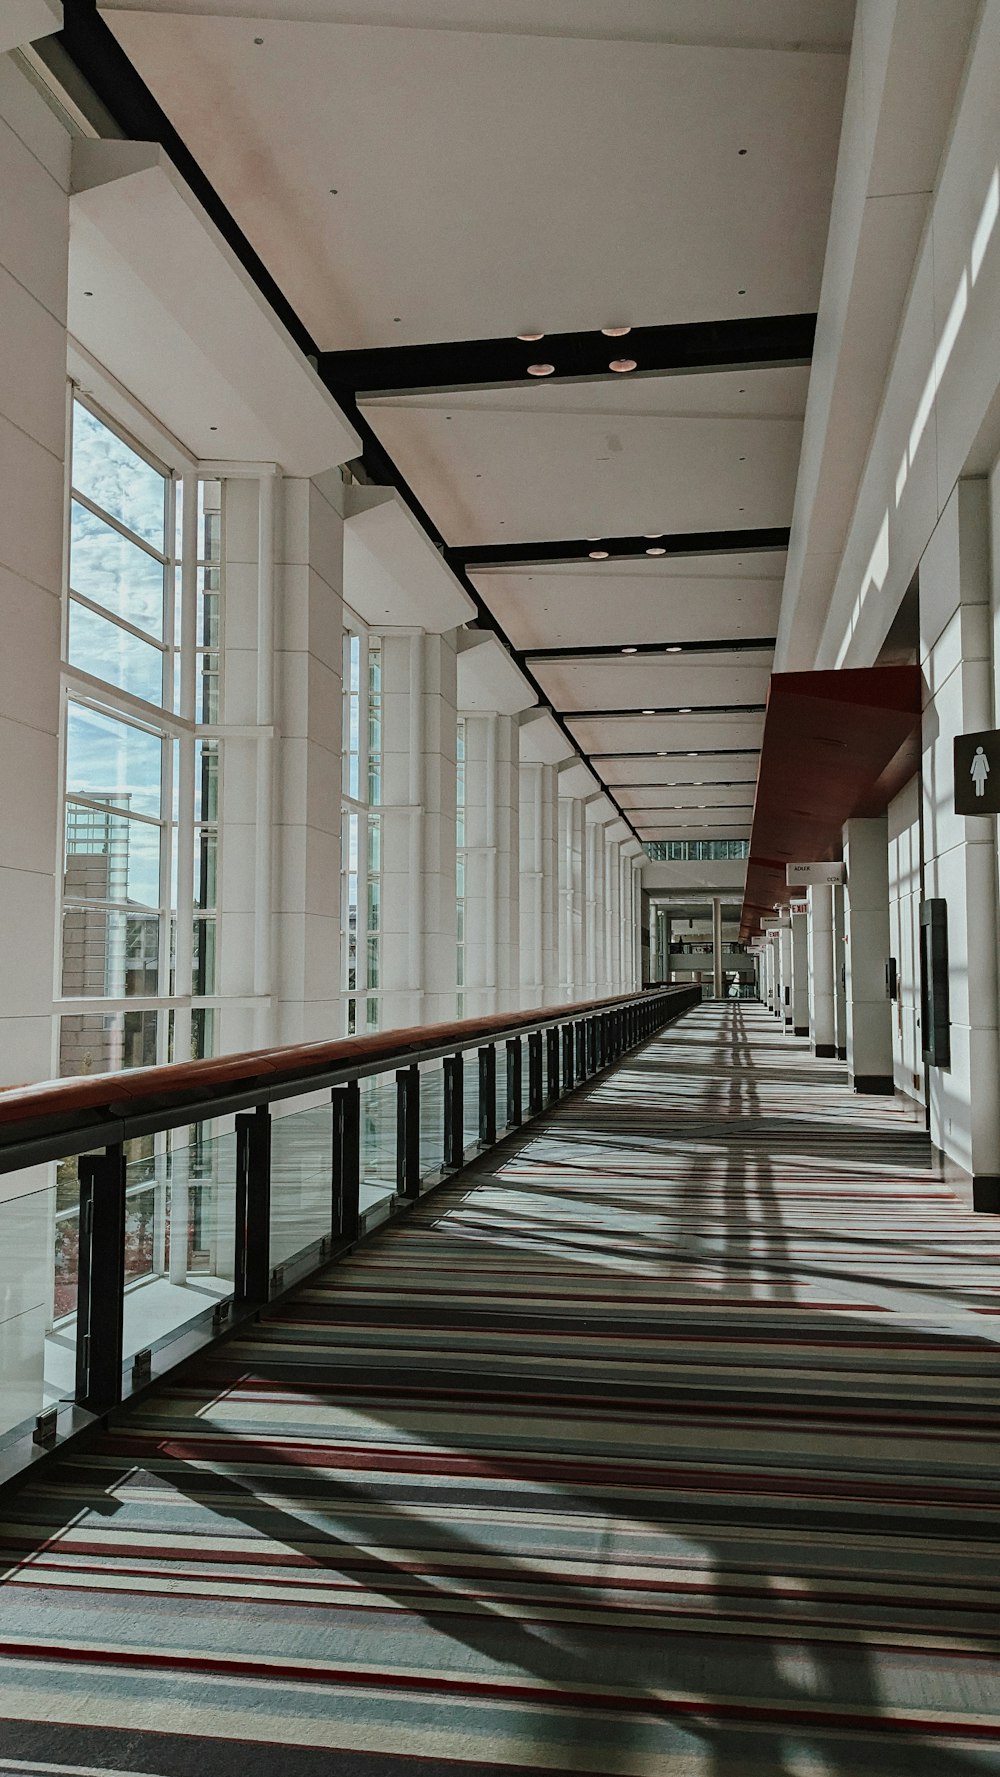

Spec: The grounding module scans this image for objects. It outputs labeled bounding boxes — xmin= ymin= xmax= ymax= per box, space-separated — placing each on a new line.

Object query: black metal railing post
xmin=75 ymin=1142 xmax=126 ymax=1414
xmin=479 ymin=1045 xmax=497 ymax=1145
xmin=561 ymin=1023 xmax=574 ymax=1094
xmin=396 ymin=1064 xmax=420 ymax=1198
xmin=528 ymin=1030 xmax=544 ymax=1115
xmin=506 ymin=1036 xmax=522 ymax=1128
xmin=444 ymin=1052 xmax=464 ymax=1168
xmin=235 ymin=1103 xmax=272 ymax=1307
xmin=546 ymin=1026 xmax=560 ymax=1102
xmin=332 ymin=1079 xmax=361 ymax=1242
xmin=575 ymin=1020 xmax=586 ymax=1081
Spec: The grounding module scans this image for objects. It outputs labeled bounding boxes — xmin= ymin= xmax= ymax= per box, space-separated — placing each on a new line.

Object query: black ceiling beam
xmin=591 ymin=748 xmax=762 ymax=760
xmin=453 ymin=527 xmax=789 ymax=571
xmin=321 ymin=313 xmax=816 ymax=400
xmin=525 ymin=637 xmax=775 ymax=662
xmin=567 ymin=703 xmax=767 ymax=720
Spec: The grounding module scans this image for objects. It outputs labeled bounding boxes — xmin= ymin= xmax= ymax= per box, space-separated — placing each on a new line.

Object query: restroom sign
xmin=955 ymin=729 xmax=1000 ymax=814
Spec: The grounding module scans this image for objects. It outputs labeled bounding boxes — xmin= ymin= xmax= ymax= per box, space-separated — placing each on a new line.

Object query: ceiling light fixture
xmin=646 ymin=547 xmax=666 ymax=556
xmin=610 ymin=358 xmax=637 ymax=373
xmin=679 ymin=707 xmax=692 ymax=713
xmin=518 ymin=332 xmax=545 ymax=341
xmin=666 ymin=645 xmax=682 ymax=653
xmin=589 ymin=549 xmax=609 ymax=560
xmin=601 ymin=326 xmax=632 ymax=337
xmin=527 ymin=363 xmax=555 ymax=376
xmin=642 ymin=708 xmax=656 ymax=715
xmin=622 ymin=646 xmax=638 ymax=654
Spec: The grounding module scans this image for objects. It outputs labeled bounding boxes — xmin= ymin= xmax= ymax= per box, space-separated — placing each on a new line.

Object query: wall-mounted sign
xmin=785 ymin=862 xmax=845 ymax=885
xmin=955 ymin=729 xmax=1000 ymax=814
xmin=788 ymin=898 xmax=808 ymax=915
xmin=762 ymin=915 xmax=789 ymax=931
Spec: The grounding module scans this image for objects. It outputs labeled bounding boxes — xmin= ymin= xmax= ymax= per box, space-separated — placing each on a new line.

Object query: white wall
xmin=887 ymin=775 xmax=924 ymax=1102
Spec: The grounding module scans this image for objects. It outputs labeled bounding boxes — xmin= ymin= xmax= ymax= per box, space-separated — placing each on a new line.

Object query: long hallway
xmin=1 ymin=1003 xmax=999 ymax=1776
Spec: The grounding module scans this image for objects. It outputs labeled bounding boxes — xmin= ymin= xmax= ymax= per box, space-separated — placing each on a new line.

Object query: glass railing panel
xmin=269 ymin=1096 xmax=333 ymax=1270
xmin=120 ymin=1127 xmax=236 ymax=1372
xmin=360 ymin=1072 xmax=395 ymax=1215
xmin=419 ymin=1062 xmax=444 ymax=1178
xmin=0 ymin=1167 xmax=76 ymax=1449
xmin=463 ymin=1051 xmax=480 ymax=1152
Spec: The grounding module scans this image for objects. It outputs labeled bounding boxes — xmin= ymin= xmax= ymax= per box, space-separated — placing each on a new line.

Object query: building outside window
xmin=55 ymin=393 xmax=225 ymax=1314
xmin=643 ymin=839 xmax=750 ymax=862
xmin=342 ymin=626 xmax=382 ymax=1034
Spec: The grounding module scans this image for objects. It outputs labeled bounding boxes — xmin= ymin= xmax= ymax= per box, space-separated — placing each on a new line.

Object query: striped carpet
xmin=1 ymin=1001 xmax=999 ymax=1776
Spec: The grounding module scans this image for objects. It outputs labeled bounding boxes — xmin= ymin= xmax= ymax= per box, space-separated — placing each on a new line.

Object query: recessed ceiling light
xmin=622 ymin=646 xmax=638 ymax=654
xmin=666 ymin=645 xmax=682 ymax=653
xmin=679 ymin=707 xmax=692 ymax=713
xmin=601 ymin=326 xmax=632 ymax=337
xmin=688 ymin=750 xmax=698 ymax=756
xmin=642 ymin=708 xmax=656 ymax=715
xmin=518 ymin=332 xmax=545 ymax=341
xmin=658 ymin=750 xmax=669 ymax=756
xmin=646 ymin=547 xmax=666 ymax=556
xmin=610 ymin=359 xmax=637 ymax=373
xmin=527 ymin=363 xmax=555 ymax=377
xmin=589 ymin=549 xmax=609 ymax=560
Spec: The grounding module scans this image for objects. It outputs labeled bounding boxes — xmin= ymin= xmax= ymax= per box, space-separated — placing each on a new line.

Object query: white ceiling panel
xmin=107 ymin=12 xmax=847 ymax=349
xmin=361 ymin=400 xmax=803 ymax=545
xmin=532 ymin=653 xmax=772 ymax=712
xmin=476 ymin=566 xmax=782 ymax=650
xmin=617 ymin=785 xmax=756 ymax=811
xmin=105 ymin=3 xmax=855 ymax=54
xmin=518 ymin=710 xmax=575 ymax=765
xmin=639 ymin=823 xmax=753 ymax=841
xmin=599 ymin=753 xmax=761 ymax=786
xmin=568 ymin=713 xmax=766 ymax=753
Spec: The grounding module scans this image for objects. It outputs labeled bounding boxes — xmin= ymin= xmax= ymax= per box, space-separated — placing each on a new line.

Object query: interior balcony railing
xmin=0 ymin=983 xmax=699 ymax=1490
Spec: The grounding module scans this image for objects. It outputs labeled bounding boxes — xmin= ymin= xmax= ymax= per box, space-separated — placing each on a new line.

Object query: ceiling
xmin=93 ymin=0 xmax=853 ymax=845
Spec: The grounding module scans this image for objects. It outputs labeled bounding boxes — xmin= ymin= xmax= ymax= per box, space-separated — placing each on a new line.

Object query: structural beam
xmin=453 ymin=527 xmax=789 ymax=571
xmin=322 ymin=314 xmax=817 ymax=399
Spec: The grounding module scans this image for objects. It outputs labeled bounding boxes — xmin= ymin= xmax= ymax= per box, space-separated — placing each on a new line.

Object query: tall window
xmin=456 ymin=716 xmax=466 ymax=1018
xmin=643 ymin=839 xmax=750 ymax=862
xmin=342 ymin=627 xmax=381 ymax=1034
xmin=59 ymin=395 xmax=223 ymax=1077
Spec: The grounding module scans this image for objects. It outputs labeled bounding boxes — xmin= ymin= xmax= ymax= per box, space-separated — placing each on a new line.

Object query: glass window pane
xmin=61 ymin=906 xmax=160 ymax=997
xmin=195 ymin=829 xmax=218 ymax=910
xmin=193 ymin=916 xmax=216 ymax=995
xmin=68 ymin=599 xmax=164 ymax=705
xmin=70 ymin=500 xmax=165 ymax=638
xmin=59 ymin=1007 xmax=159 ymax=1078
xmin=64 ymin=802 xmax=161 ymax=909
xmin=66 ymin=702 xmax=162 ymax=817
xmin=72 ymin=402 xmax=166 ymax=549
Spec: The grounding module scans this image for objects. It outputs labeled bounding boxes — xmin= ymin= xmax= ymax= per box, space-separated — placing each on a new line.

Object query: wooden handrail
xmin=0 ymin=986 xmax=691 ymax=1133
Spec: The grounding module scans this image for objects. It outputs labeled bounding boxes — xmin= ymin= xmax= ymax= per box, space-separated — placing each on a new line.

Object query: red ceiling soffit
xmin=740 ymin=664 xmax=922 ymax=938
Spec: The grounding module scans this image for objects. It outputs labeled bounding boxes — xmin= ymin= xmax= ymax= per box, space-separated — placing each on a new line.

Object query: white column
xmin=791 ymin=907 xmax=809 ymax=1035
xmin=712 ymin=897 xmax=724 ymax=999
xmin=779 ymin=925 xmax=793 ymax=1026
xmin=558 ymin=790 xmax=586 ymax=1000
xmin=833 ymin=884 xmax=847 ymax=1057
xmin=807 ymin=883 xmax=836 ymax=1056
xmin=381 ymin=631 xmax=459 ymax=1029
xmin=461 ymin=711 xmax=519 ymax=1017
xmin=922 ymin=478 xmax=1000 ymax=1197
xmin=518 ymin=761 xmax=559 ymax=1007
xmin=843 ymin=816 xmax=893 ymax=1092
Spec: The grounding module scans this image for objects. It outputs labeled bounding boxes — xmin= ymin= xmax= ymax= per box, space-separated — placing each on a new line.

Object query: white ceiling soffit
xmin=475 ymin=563 xmax=783 ymax=651
xmin=102 ymin=3 xmax=855 ymax=54
xmin=343 ymin=485 xmax=475 ymax=632
xmin=558 ymin=759 xmax=600 ymax=799
xmin=622 ymin=838 xmax=644 ymax=858
xmin=68 ymin=140 xmax=360 ymax=474
xmin=585 ymin=793 xmax=617 ymax=825
xmin=601 ymin=753 xmax=760 ymax=786
xmin=617 ymin=785 xmax=755 ymax=812
xmin=533 ymin=653 xmax=772 ymax=711
xmin=2 ymin=0 xmax=61 ymax=53
xmin=606 ymin=819 xmax=632 ymax=843
xmin=775 ymin=0 xmax=980 ymax=672
xmin=640 ymin=823 xmax=752 ymax=842
xmin=456 ymin=630 xmax=536 ymax=714
xmin=568 ymin=713 xmax=765 ymax=754
xmin=518 ymin=709 xmax=575 ymax=765
xmin=106 ymin=11 xmax=847 ymax=350
xmin=362 ymin=384 xmax=804 ymax=546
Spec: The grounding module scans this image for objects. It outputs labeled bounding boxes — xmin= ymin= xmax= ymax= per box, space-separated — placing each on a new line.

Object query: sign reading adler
xmin=955 ymin=729 xmax=1000 ymax=815
xmin=785 ymin=862 xmax=845 ymax=886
